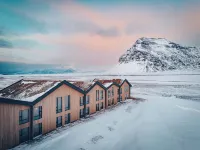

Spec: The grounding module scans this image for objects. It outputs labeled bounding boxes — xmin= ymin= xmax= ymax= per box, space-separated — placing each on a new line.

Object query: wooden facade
xmin=86 ymin=84 xmax=105 ymax=115
xmin=33 ymin=84 xmax=84 ymax=135
xmin=105 ymin=84 xmax=119 ymax=108
xmin=0 ymin=103 xmax=30 ymax=149
xmin=0 ymin=79 xmax=131 ymax=150
xmin=120 ymin=81 xmax=130 ymax=101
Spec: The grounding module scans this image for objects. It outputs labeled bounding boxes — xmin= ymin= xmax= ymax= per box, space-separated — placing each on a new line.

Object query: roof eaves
xmin=106 ymin=82 xmax=120 ymax=90
xmin=32 ymin=80 xmax=85 ymax=105
xmin=120 ymin=79 xmax=132 ymax=87
xmin=85 ymin=81 xmax=106 ymax=93
xmin=0 ymin=97 xmax=32 ymax=106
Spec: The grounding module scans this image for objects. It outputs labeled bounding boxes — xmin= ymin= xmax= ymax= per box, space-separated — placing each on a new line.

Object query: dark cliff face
xmin=119 ymin=37 xmax=200 ymax=72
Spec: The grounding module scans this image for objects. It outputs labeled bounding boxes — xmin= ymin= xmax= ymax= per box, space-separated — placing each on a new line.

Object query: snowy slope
xmin=110 ymin=37 xmax=200 ymax=74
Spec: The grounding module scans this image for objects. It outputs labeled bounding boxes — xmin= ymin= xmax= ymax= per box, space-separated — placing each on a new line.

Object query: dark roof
xmin=0 ymin=79 xmax=60 ymax=101
xmin=120 ymin=79 xmax=132 ymax=87
xmin=0 ymin=79 xmax=132 ymax=106
xmin=85 ymin=81 xmax=106 ymax=93
xmin=0 ymin=97 xmax=32 ymax=106
xmin=105 ymin=82 xmax=120 ymax=90
xmin=32 ymin=80 xmax=85 ymax=105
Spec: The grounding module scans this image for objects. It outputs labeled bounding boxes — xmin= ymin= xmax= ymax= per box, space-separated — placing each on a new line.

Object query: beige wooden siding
xmin=86 ymin=85 xmax=105 ymax=114
xmin=0 ymin=103 xmax=30 ymax=150
xmin=33 ymin=84 xmax=84 ymax=135
xmin=106 ymin=85 xmax=119 ymax=108
xmin=121 ymin=82 xmax=130 ymax=101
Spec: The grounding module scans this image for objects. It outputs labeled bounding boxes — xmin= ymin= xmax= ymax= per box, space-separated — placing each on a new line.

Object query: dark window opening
xmin=19 ymin=109 xmax=29 ymax=125
xmin=100 ymin=102 xmax=103 ymax=109
xmin=56 ymin=116 xmax=62 ymax=128
xmin=65 ymin=113 xmax=70 ymax=124
xmin=96 ymin=103 xmax=100 ymax=111
xmin=33 ymin=123 xmax=42 ymax=137
xmin=80 ymin=97 xmax=84 ymax=106
xmin=86 ymin=95 xmax=90 ymax=104
xmin=86 ymin=107 xmax=90 ymax=115
xmin=19 ymin=127 xmax=29 ymax=143
xmin=34 ymin=106 xmax=42 ymax=120
xmin=56 ymin=97 xmax=62 ymax=113
xmin=65 ymin=95 xmax=70 ymax=111
xmin=80 ymin=109 xmax=84 ymax=118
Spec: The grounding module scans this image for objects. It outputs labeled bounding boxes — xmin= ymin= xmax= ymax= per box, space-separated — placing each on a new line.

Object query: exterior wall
xmin=33 ymin=84 xmax=84 ymax=135
xmin=86 ymin=85 xmax=105 ymax=114
xmin=120 ymin=82 xmax=130 ymax=101
xmin=106 ymin=85 xmax=119 ymax=108
xmin=0 ymin=103 xmax=30 ymax=150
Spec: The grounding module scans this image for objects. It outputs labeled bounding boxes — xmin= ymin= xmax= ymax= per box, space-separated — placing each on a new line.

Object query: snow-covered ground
xmin=1 ymin=73 xmax=199 ymax=150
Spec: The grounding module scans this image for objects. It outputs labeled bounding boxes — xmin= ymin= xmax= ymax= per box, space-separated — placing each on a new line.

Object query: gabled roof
xmin=104 ymin=82 xmax=120 ymax=90
xmin=0 ymin=79 xmax=61 ymax=102
xmin=120 ymin=79 xmax=132 ymax=87
xmin=32 ymin=80 xmax=85 ymax=105
xmin=0 ymin=79 xmax=132 ymax=106
xmin=85 ymin=81 xmax=106 ymax=93
xmin=0 ymin=79 xmax=85 ymax=105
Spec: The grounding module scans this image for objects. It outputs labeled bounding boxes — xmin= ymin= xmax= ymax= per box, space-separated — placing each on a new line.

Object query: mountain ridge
xmin=111 ymin=37 xmax=200 ymax=74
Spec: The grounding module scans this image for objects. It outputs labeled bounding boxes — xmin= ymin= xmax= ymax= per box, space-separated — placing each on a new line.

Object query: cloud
xmin=0 ymin=39 xmax=12 ymax=48
xmin=95 ymin=27 xmax=120 ymax=37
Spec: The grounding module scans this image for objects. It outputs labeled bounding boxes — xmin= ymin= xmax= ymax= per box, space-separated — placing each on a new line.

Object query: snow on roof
xmin=71 ymin=80 xmax=95 ymax=91
xmin=103 ymin=82 xmax=113 ymax=88
xmin=0 ymin=79 xmax=60 ymax=102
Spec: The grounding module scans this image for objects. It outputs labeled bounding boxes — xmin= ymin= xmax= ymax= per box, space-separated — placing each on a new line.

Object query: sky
xmin=0 ymin=0 xmax=200 ymax=70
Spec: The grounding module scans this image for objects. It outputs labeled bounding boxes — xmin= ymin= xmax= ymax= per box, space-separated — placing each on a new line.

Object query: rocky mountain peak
xmin=116 ymin=37 xmax=200 ymax=73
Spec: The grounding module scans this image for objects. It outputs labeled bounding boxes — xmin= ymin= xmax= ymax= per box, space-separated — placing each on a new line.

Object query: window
xmin=86 ymin=107 xmax=90 ymax=115
xmin=108 ymin=90 xmax=111 ymax=98
xmin=65 ymin=113 xmax=70 ymax=124
xmin=120 ymin=88 xmax=122 ymax=94
xmin=34 ymin=123 xmax=42 ymax=137
xmin=19 ymin=127 xmax=29 ymax=143
xmin=117 ymin=96 xmax=120 ymax=102
xmin=19 ymin=109 xmax=29 ymax=125
xmin=100 ymin=102 xmax=103 ymax=109
xmin=56 ymin=116 xmax=62 ymax=128
xmin=65 ymin=95 xmax=70 ymax=111
xmin=96 ymin=90 xmax=99 ymax=101
xmin=112 ymin=87 xmax=114 ymax=96
xmin=112 ymin=98 xmax=114 ymax=105
xmin=86 ymin=95 xmax=90 ymax=104
xmin=125 ymin=85 xmax=129 ymax=92
xmin=80 ymin=97 xmax=84 ymax=106
xmin=100 ymin=90 xmax=103 ymax=100
xmin=96 ymin=103 xmax=100 ymax=111
xmin=34 ymin=106 xmax=42 ymax=120
xmin=80 ymin=108 xmax=84 ymax=118
xmin=56 ymin=97 xmax=62 ymax=113
xmin=108 ymin=99 xmax=111 ymax=106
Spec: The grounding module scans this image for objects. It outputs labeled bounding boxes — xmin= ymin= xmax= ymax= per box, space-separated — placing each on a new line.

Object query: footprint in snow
xmin=90 ymin=135 xmax=104 ymax=144
xmin=108 ymin=126 xmax=115 ymax=131
xmin=125 ymin=106 xmax=132 ymax=113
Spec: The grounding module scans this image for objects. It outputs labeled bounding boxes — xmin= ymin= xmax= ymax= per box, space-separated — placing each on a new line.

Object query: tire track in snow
xmin=176 ymin=105 xmax=200 ymax=113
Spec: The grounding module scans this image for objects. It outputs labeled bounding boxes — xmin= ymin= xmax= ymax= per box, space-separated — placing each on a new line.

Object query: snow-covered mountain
xmin=110 ymin=37 xmax=200 ymax=74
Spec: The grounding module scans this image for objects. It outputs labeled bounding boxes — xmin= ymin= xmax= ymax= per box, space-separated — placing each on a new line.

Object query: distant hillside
xmin=0 ymin=62 xmax=76 ymax=75
xmin=110 ymin=37 xmax=200 ymax=74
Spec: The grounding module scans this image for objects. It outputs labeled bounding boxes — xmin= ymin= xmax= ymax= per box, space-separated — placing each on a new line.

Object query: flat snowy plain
xmin=1 ymin=72 xmax=200 ymax=150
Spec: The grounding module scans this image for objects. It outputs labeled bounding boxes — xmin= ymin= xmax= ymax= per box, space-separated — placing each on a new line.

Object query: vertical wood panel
xmin=33 ymin=84 xmax=84 ymax=135
xmin=86 ymin=85 xmax=105 ymax=114
xmin=121 ymin=82 xmax=130 ymax=101
xmin=106 ymin=85 xmax=119 ymax=108
xmin=0 ymin=103 xmax=30 ymax=150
